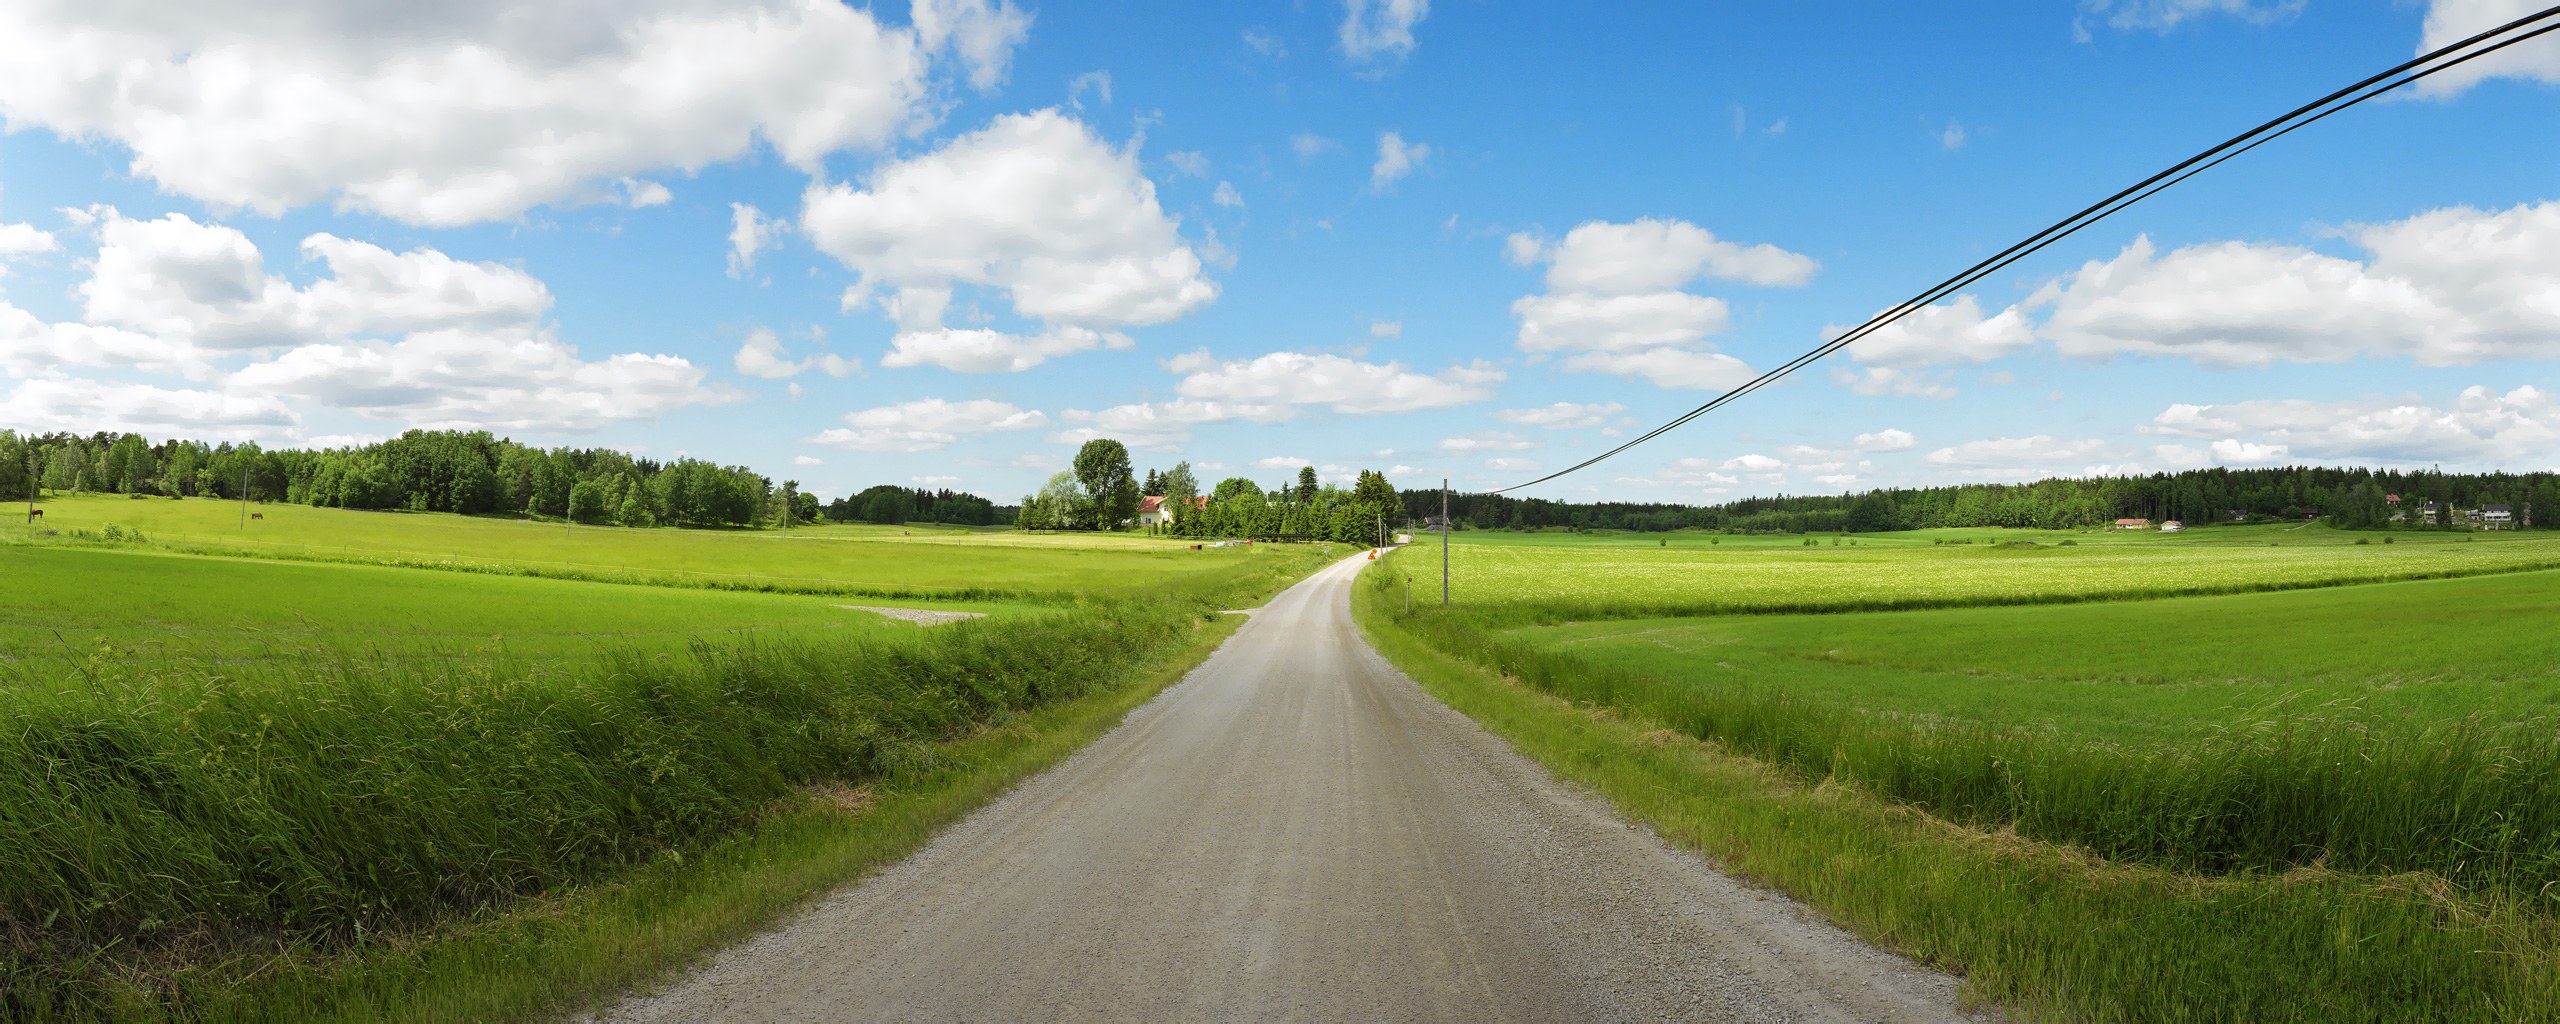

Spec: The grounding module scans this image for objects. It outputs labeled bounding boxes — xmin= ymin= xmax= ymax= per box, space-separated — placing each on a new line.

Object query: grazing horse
xmin=25 ymin=508 xmax=40 ymax=521
xmin=249 ymin=512 xmax=264 ymax=520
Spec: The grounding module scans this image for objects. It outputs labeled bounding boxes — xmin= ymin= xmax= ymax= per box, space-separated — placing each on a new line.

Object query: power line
xmin=1491 ymin=6 xmax=2560 ymax=495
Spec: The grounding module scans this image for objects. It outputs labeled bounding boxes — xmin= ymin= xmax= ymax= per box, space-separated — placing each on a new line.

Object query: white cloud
xmin=0 ymin=0 xmax=976 ymax=226
xmin=912 ymin=0 xmax=1034 ymax=92
xmin=1168 ymin=349 xmax=1502 ymax=413
xmin=1340 ymin=0 xmax=1430 ymax=63
xmin=2141 ymin=385 xmax=2560 ymax=464
xmin=1165 ymin=151 xmax=1208 ymax=177
xmin=2033 ymin=203 xmax=2560 ymax=367
xmin=729 ymin=203 xmax=783 ymax=279
xmin=805 ymin=396 xmax=1046 ymax=452
xmin=1854 ymin=428 xmax=1917 ymax=452
xmin=913 ymin=474 xmax=963 ymax=486
xmin=0 ymin=222 xmax=58 ymax=258
xmin=803 ymin=109 xmax=1216 ymax=365
xmin=616 ymin=178 xmax=673 ymax=208
xmin=2083 ymin=0 xmax=2305 ymax=32
xmin=1836 ymin=294 xmax=2035 ymax=368
xmin=235 ymin=332 xmax=737 ymax=433
xmin=1067 ymin=70 xmax=1113 ymax=110
xmin=1369 ymin=319 xmax=1402 ymax=338
xmin=1213 ymin=181 xmax=1245 ymax=209
xmin=1437 ymin=431 xmax=1534 ymax=453
xmin=1495 ymin=401 xmax=1624 ymax=429
xmin=2416 ymin=0 xmax=2560 ymax=96
xmin=1371 ymin=131 xmax=1431 ymax=191
xmin=793 ymin=455 xmax=824 ymax=466
xmin=1253 ymin=455 xmax=1309 ymax=469
xmin=1923 ymin=435 xmax=2117 ymax=476
xmin=1292 ymin=133 xmax=1338 ymax=160
xmin=1722 ymin=453 xmax=1786 ymax=473
xmin=1484 ymin=456 xmax=1538 ymax=473
xmin=879 ymin=325 xmax=1132 ymax=373
xmin=734 ymin=327 xmax=858 ymax=379
xmin=0 ymin=377 xmax=298 ymax=441
xmin=1832 ymin=366 xmax=1957 ymax=400
xmin=1242 ymin=28 xmax=1287 ymax=58
xmin=1940 ymin=120 xmax=1967 ymax=151
xmin=1051 ymin=398 xmax=1291 ymax=447
xmin=1506 ymin=218 xmax=1810 ymax=391
xmin=1562 ymin=348 xmax=1755 ymax=391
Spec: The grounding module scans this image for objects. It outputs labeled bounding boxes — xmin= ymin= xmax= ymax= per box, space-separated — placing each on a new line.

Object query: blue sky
xmin=1 ymin=1 xmax=2555 ymax=503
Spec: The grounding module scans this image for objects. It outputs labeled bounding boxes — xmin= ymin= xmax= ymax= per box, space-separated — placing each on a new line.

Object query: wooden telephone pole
xmin=1441 ymin=478 xmax=1450 ymax=607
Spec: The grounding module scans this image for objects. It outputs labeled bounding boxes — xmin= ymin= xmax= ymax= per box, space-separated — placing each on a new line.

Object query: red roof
xmin=1137 ymin=496 xmax=1165 ymax=513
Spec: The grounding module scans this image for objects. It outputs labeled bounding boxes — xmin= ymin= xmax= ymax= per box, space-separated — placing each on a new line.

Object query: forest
xmin=0 ymin=429 xmax=1012 ymax=530
xmin=1406 ymin=465 xmax=2558 ymax=534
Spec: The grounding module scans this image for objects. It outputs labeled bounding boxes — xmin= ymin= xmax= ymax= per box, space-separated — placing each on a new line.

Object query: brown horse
xmin=25 ymin=508 xmax=40 ymax=521
xmin=250 ymin=512 xmax=264 ymax=521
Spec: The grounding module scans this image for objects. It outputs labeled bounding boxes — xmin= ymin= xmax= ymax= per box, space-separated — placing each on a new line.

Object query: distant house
xmin=2385 ymin=494 xmax=2402 ymax=505
xmin=2477 ymin=504 xmax=2515 ymax=530
xmin=2225 ymin=509 xmax=2249 ymax=522
xmin=1134 ymin=494 xmax=1207 ymax=529
xmin=2112 ymin=518 xmax=2151 ymax=531
xmin=2159 ymin=520 xmax=2185 ymax=532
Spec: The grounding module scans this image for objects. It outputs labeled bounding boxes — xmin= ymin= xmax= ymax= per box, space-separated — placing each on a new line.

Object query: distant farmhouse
xmin=2475 ymin=504 xmax=2515 ymax=530
xmin=2111 ymin=518 xmax=2151 ymax=531
xmin=1135 ymin=494 xmax=1207 ymax=529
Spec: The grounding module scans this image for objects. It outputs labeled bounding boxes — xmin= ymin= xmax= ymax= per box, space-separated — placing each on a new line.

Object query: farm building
xmin=2476 ymin=504 xmax=2515 ymax=530
xmin=1135 ymin=494 xmax=1207 ymax=529
xmin=2112 ymin=518 xmax=2151 ymax=530
xmin=2159 ymin=520 xmax=2184 ymax=532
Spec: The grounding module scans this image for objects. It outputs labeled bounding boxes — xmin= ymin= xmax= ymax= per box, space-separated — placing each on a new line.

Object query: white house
xmin=2159 ymin=520 xmax=2184 ymax=532
xmin=1135 ymin=495 xmax=1205 ymax=529
xmin=2477 ymin=504 xmax=2514 ymax=530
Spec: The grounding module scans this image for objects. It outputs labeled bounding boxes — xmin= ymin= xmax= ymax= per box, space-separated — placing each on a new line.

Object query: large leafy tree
xmin=1074 ymin=438 xmax=1138 ymax=530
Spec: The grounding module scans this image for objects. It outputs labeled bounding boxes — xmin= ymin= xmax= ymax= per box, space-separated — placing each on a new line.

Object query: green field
xmin=12 ymin=491 xmax=1251 ymax=600
xmin=2 ymin=547 xmax=963 ymax=672
xmin=1364 ymin=529 xmax=2560 ymax=1021
xmin=0 ymin=504 xmax=1344 ymax=1019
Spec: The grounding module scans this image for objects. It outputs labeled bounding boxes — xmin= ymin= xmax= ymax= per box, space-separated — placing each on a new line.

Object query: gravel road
xmin=597 ymin=551 xmax=1984 ymax=1022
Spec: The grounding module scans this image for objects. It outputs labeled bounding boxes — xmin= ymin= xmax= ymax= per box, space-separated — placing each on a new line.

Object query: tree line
xmin=1410 ymin=465 xmax=2558 ymax=533
xmin=1 ymin=429 xmax=1013 ymax=531
xmin=1016 ymin=439 xmax=1403 ymax=546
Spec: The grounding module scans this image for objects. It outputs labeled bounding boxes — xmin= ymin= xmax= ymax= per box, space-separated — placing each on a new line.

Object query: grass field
xmin=1 ymin=547 xmax=966 ymax=672
xmin=0 ymin=501 xmax=1345 ymax=1019
xmin=1364 ymin=529 xmax=2560 ymax=1021
xmin=11 ymin=491 xmax=1250 ymax=600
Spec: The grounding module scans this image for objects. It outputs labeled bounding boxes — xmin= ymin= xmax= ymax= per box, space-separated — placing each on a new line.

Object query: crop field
xmin=0 ymin=546 xmax=966 ymax=673
xmin=11 ymin=492 xmax=1250 ymax=600
xmin=1436 ymin=524 xmax=2560 ymax=613
xmin=1364 ymin=529 xmax=2560 ymax=1020
xmin=0 ymin=505 xmax=1344 ymax=1018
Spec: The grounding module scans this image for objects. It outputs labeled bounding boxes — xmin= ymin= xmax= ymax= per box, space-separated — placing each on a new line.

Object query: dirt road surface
xmin=598 ymin=551 xmax=1983 ymax=1022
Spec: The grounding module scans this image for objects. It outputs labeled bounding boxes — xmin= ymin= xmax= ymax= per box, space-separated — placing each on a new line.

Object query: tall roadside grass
xmin=1383 ymin=590 xmax=2560 ymax=901
xmin=0 ymin=544 xmax=1339 ymax=1017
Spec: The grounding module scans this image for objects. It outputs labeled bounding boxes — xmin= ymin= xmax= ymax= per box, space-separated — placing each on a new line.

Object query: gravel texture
xmin=834 ymin=604 xmax=986 ymax=627
xmin=601 ymin=552 xmax=1988 ymax=1022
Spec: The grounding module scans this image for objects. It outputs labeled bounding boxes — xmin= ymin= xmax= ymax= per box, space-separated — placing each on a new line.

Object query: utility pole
xmin=25 ymin=448 xmax=35 ymax=523
xmin=238 ymin=460 xmax=250 ymax=528
xmin=1441 ymin=477 xmax=1450 ymax=607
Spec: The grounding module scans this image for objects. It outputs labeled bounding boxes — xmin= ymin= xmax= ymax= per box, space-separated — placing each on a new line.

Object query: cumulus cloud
xmin=2 ymin=377 xmax=296 ymax=440
xmin=729 ymin=203 xmax=783 ymax=278
xmin=1722 ymin=453 xmax=1786 ymax=473
xmin=1168 ymin=349 xmax=1502 ymax=413
xmin=0 ymin=0 xmax=1001 ymax=226
xmin=2033 ymin=203 xmax=2560 ymax=366
xmin=734 ymin=327 xmax=858 ymax=379
xmin=793 ymin=455 xmax=824 ymax=465
xmin=1855 ymin=427 xmax=1917 ymax=451
xmin=1213 ymin=182 xmax=1245 ymax=209
xmin=2081 ymin=0 xmax=2305 ymax=32
xmin=805 ymin=396 xmax=1047 ymax=451
xmin=1052 ymin=398 xmax=1292 ymax=448
xmin=2142 ymin=385 xmax=2559 ymax=465
xmin=1496 ymin=401 xmax=1624 ymax=429
xmin=1831 ymin=366 xmax=1958 ymax=400
xmin=913 ymin=0 xmax=1034 ymax=92
xmin=880 ymin=325 xmax=1133 ymax=373
xmin=0 ymin=222 xmax=58 ymax=259
xmin=1369 ymin=319 xmax=1402 ymax=338
xmin=1923 ymin=435 xmax=2118 ymax=477
xmin=1252 ymin=455 xmax=1310 ymax=469
xmin=1371 ymin=131 xmax=1431 ymax=191
xmin=1436 ymin=431 xmax=1534 ymax=453
xmin=6 ymin=207 xmax=734 ymax=433
xmin=1835 ymin=294 xmax=2036 ymax=367
xmin=803 ymin=109 xmax=1216 ymax=369
xmin=1507 ymin=218 xmax=1811 ymax=390
xmin=1340 ymin=0 xmax=1430 ymax=63
xmin=2416 ymin=0 xmax=2560 ymax=96
xmin=1484 ymin=456 xmax=1538 ymax=473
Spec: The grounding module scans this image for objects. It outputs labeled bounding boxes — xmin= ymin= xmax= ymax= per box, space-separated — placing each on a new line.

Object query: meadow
xmin=12 ymin=491 xmax=1245 ymax=601
xmin=0 ymin=512 xmax=1343 ymax=1019
xmin=1362 ymin=527 xmax=2560 ymax=1021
